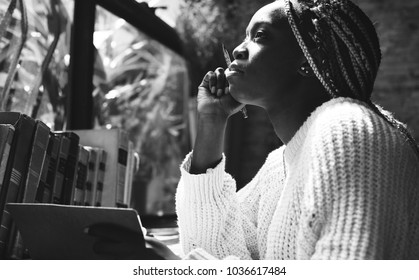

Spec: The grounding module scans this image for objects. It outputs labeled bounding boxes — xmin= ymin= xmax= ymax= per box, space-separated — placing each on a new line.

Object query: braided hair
xmin=283 ymin=0 xmax=419 ymax=157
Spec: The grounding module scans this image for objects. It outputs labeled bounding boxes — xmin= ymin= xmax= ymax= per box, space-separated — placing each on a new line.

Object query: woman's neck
xmin=266 ymin=90 xmax=330 ymax=145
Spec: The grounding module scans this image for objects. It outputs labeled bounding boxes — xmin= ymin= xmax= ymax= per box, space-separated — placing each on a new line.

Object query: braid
xmin=312 ymin=7 xmax=370 ymax=96
xmin=330 ymin=19 xmax=371 ymax=95
xmin=330 ymin=33 xmax=359 ymax=97
xmin=284 ymin=0 xmax=419 ymax=157
xmin=331 ymin=13 xmax=373 ymax=80
xmin=367 ymin=101 xmax=419 ymax=158
xmin=284 ymin=0 xmax=338 ymax=97
xmin=339 ymin=1 xmax=381 ymax=71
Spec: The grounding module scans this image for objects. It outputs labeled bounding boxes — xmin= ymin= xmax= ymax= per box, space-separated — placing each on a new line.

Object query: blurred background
xmin=0 ymin=0 xmax=418 ymax=225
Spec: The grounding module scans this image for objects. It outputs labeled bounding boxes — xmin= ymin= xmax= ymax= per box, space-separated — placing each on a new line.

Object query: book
xmin=51 ymin=133 xmax=70 ymax=204
xmin=43 ymin=133 xmax=61 ymax=203
xmin=35 ymin=133 xmax=53 ymax=203
xmin=0 ymin=112 xmax=36 ymax=258
xmin=94 ymin=149 xmax=107 ymax=207
xmin=72 ymin=146 xmax=89 ymax=206
xmin=0 ymin=125 xmax=14 ymax=207
xmin=70 ymin=129 xmax=129 ymax=208
xmin=83 ymin=146 xmax=98 ymax=206
xmin=9 ymin=120 xmax=50 ymax=259
xmin=6 ymin=203 xmax=145 ymax=259
xmin=83 ymin=146 xmax=105 ymax=207
xmin=131 ymin=152 xmax=140 ymax=206
xmin=124 ymin=141 xmax=134 ymax=207
xmin=124 ymin=142 xmax=140 ymax=207
xmin=21 ymin=121 xmax=50 ymax=203
xmin=57 ymin=132 xmax=80 ymax=205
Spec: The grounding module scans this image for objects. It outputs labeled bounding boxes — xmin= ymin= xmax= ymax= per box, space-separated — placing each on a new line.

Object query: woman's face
xmin=225 ymin=1 xmax=303 ymax=109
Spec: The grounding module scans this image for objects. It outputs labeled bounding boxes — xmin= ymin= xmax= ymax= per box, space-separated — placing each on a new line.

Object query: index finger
xmin=198 ymin=71 xmax=213 ymax=89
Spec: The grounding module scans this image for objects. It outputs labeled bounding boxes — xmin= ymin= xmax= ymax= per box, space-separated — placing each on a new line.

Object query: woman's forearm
xmin=190 ymin=115 xmax=228 ymax=174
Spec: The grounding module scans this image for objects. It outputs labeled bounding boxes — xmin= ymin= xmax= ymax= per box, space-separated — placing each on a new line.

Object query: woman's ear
xmin=297 ymin=46 xmax=323 ymax=78
xmin=297 ymin=60 xmax=315 ymax=77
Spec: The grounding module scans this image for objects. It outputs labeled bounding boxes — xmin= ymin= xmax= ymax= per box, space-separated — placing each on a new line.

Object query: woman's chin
xmin=229 ymin=90 xmax=247 ymax=104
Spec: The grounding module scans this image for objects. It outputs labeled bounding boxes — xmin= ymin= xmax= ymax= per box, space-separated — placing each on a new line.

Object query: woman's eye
xmin=253 ymin=31 xmax=266 ymax=40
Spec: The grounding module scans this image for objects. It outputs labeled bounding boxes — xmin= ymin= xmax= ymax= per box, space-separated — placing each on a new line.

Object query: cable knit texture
xmin=175 ymin=97 xmax=419 ymax=260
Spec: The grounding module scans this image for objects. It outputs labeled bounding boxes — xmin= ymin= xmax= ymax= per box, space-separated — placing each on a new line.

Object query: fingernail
xmin=224 ymin=87 xmax=229 ymax=94
xmin=83 ymin=227 xmax=90 ymax=234
xmin=211 ymin=86 xmax=216 ymax=94
xmin=217 ymin=89 xmax=222 ymax=96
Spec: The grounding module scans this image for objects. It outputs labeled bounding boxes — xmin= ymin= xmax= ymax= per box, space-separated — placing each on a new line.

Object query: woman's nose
xmin=233 ymin=42 xmax=248 ymax=60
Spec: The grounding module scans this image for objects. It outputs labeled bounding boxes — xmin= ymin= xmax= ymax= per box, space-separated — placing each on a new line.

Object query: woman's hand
xmin=190 ymin=67 xmax=243 ymax=174
xmin=86 ymin=223 xmax=180 ymax=260
xmin=144 ymin=235 xmax=181 ymax=260
xmin=197 ymin=67 xmax=244 ymax=120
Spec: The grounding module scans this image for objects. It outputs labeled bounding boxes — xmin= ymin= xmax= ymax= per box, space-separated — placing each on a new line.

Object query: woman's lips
xmin=226 ymin=64 xmax=244 ymax=77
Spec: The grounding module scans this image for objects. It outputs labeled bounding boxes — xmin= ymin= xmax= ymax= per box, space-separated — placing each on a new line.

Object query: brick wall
xmin=356 ymin=0 xmax=419 ymax=140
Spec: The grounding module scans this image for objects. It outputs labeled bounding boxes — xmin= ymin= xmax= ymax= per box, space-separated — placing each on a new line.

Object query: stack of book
xmin=0 ymin=112 xmax=140 ymax=259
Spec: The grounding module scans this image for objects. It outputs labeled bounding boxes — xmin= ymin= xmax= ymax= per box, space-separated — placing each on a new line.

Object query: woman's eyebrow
xmin=245 ymin=21 xmax=273 ymax=36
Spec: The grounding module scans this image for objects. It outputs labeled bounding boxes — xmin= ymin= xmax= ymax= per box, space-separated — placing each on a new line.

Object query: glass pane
xmin=93 ymin=6 xmax=190 ymax=216
xmin=0 ymin=0 xmax=73 ymax=130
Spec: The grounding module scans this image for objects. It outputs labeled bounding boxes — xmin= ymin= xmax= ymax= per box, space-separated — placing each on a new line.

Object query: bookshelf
xmin=0 ymin=113 xmax=140 ymax=259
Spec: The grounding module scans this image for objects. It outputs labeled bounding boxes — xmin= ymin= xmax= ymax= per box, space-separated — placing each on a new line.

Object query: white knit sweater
xmin=175 ymin=97 xmax=419 ymax=260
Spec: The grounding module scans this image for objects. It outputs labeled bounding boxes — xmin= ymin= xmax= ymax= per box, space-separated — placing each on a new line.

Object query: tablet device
xmin=7 ymin=203 xmax=145 ymax=259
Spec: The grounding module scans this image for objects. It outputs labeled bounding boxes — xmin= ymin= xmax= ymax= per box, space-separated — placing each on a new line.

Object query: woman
xmin=88 ymin=0 xmax=419 ymax=259
xmin=175 ymin=0 xmax=419 ymax=260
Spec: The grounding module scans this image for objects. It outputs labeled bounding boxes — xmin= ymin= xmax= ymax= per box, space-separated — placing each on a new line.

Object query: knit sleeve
xmin=175 ymin=151 xmax=264 ymax=260
xmin=305 ymin=104 xmax=418 ymax=259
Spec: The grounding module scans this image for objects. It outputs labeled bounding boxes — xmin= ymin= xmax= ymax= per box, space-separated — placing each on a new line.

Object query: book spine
xmin=51 ymin=134 xmax=70 ymax=204
xmin=126 ymin=151 xmax=140 ymax=208
xmin=124 ymin=141 xmax=135 ymax=207
xmin=116 ymin=131 xmax=129 ymax=207
xmin=0 ymin=113 xmax=36 ymax=258
xmin=35 ymin=133 xmax=53 ymax=203
xmin=9 ymin=121 xmax=50 ymax=259
xmin=72 ymin=146 xmax=89 ymax=206
xmin=22 ymin=121 xmax=50 ymax=203
xmin=89 ymin=148 xmax=100 ymax=207
xmin=61 ymin=132 xmax=80 ymax=205
xmin=0 ymin=125 xmax=14 ymax=207
xmin=0 ymin=125 xmax=14 ymax=257
xmin=94 ymin=150 xmax=107 ymax=207
xmin=84 ymin=147 xmax=97 ymax=206
xmin=44 ymin=134 xmax=60 ymax=203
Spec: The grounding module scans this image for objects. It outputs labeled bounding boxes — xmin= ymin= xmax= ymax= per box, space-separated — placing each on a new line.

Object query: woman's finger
xmin=198 ymin=71 xmax=212 ymax=90
xmin=224 ymin=82 xmax=230 ymax=95
xmin=144 ymin=236 xmax=181 ymax=260
xmin=208 ymin=71 xmax=217 ymax=95
xmin=215 ymin=67 xmax=226 ymax=97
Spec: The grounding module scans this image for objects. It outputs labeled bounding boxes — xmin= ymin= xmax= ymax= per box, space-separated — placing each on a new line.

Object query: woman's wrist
xmin=190 ymin=115 xmax=227 ymax=174
xmin=197 ymin=111 xmax=229 ymax=126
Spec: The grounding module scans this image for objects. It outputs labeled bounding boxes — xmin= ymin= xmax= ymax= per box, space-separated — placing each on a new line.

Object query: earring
xmin=298 ymin=64 xmax=313 ymax=77
xmin=301 ymin=66 xmax=310 ymax=75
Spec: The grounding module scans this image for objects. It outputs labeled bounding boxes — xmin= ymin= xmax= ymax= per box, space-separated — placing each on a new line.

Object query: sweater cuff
xmin=183 ymin=248 xmax=218 ymax=260
xmin=183 ymin=248 xmax=240 ymax=260
xmin=179 ymin=151 xmax=229 ymax=200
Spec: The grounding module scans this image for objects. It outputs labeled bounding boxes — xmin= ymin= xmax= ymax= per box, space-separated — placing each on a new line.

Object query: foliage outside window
xmin=0 ymin=0 xmax=72 ymax=130
xmin=0 ymin=0 xmax=190 ymax=216
xmin=93 ymin=6 xmax=190 ymax=216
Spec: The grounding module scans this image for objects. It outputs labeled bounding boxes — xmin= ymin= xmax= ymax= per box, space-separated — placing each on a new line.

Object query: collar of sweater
xmin=283 ymin=97 xmax=364 ymax=170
